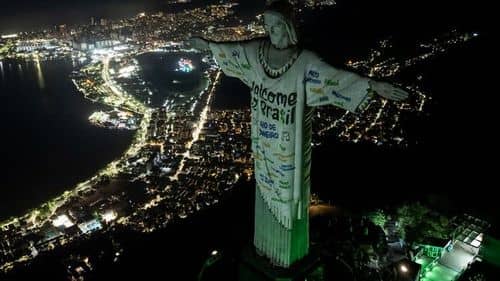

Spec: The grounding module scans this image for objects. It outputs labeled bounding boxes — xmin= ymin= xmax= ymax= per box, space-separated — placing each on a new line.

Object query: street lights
xmin=197 ymin=249 xmax=222 ymax=281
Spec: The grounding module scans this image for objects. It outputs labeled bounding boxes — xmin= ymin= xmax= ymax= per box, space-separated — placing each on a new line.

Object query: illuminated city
xmin=0 ymin=1 xmax=496 ymax=281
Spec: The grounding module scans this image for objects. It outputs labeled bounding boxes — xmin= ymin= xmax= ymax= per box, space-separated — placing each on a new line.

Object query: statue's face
xmin=264 ymin=12 xmax=290 ymax=49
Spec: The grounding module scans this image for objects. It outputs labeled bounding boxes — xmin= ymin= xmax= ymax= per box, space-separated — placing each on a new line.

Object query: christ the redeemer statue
xmin=189 ymin=0 xmax=408 ymax=268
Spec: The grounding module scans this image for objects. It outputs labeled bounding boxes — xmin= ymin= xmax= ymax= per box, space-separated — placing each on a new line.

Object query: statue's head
xmin=264 ymin=0 xmax=298 ymax=49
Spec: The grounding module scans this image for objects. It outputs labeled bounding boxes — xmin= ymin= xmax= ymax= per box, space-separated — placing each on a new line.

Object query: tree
xmin=395 ymin=203 xmax=452 ymax=244
xmin=367 ymin=210 xmax=387 ymax=228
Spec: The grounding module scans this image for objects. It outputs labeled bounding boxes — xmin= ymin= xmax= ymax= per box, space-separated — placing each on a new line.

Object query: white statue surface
xmin=188 ymin=0 xmax=408 ymax=268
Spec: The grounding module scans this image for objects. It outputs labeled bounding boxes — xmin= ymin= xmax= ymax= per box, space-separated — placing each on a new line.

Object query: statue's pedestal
xmin=238 ymin=245 xmax=321 ymax=281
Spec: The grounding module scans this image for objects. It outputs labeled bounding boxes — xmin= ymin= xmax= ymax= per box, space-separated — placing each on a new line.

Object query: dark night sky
xmin=0 ymin=0 xmax=493 ymax=34
xmin=0 ymin=0 xmax=162 ymax=33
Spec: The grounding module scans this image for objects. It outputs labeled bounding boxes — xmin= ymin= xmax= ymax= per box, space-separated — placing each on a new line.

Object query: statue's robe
xmin=209 ymin=39 xmax=374 ymax=267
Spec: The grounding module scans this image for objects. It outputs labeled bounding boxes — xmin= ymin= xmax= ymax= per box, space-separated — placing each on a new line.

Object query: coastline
xmin=1 ymin=50 xmax=224 ymax=273
xmin=0 ymin=54 xmax=149 ymax=228
xmin=0 ymin=57 xmax=134 ymax=221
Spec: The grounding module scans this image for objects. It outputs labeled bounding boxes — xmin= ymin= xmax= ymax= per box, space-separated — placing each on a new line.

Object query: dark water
xmin=137 ymin=52 xmax=208 ymax=107
xmin=0 ymin=59 xmax=134 ymax=220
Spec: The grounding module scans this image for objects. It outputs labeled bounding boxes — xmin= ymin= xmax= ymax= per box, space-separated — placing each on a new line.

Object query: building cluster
xmin=71 ymin=63 xmax=106 ymax=102
xmin=72 ymin=38 xmax=119 ymax=51
xmin=311 ymin=31 xmax=479 ymax=147
xmin=71 ymin=56 xmax=146 ymax=113
xmin=312 ymin=88 xmax=428 ymax=147
xmin=290 ymin=0 xmax=337 ymax=8
xmin=76 ymin=4 xmax=238 ymax=47
xmin=204 ymin=25 xmax=266 ymax=42
xmin=88 ymin=110 xmax=140 ymax=130
xmin=0 ymin=187 xmax=120 ymax=272
xmin=0 ymin=38 xmax=72 ymax=60
xmin=0 ymin=3 xmax=245 ymax=60
xmin=123 ymin=109 xmax=253 ymax=232
xmin=348 ymin=30 xmax=479 ymax=79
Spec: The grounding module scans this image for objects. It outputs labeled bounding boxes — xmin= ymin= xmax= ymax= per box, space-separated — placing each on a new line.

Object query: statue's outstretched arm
xmin=187 ymin=36 xmax=257 ymax=86
xmin=305 ymin=56 xmax=408 ymax=113
xmin=187 ymin=36 xmax=258 ymax=52
xmin=186 ymin=37 xmax=211 ymax=52
xmin=368 ymin=80 xmax=408 ymax=101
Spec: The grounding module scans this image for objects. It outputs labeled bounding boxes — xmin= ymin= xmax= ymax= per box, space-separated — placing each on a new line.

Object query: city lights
xmin=0 ymin=2 xmax=491 ymax=280
xmin=102 ymin=211 xmax=118 ymax=223
xmin=52 ymin=215 xmax=74 ymax=228
xmin=1 ymin=34 xmax=18 ymax=39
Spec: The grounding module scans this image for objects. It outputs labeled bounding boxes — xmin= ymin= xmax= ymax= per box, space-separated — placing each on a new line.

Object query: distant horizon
xmin=0 ymin=0 xmax=162 ymax=34
xmin=0 ymin=0 xmax=490 ymax=34
xmin=0 ymin=0 xmax=261 ymax=34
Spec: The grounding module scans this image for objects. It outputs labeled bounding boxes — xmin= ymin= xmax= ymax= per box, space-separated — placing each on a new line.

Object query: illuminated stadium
xmin=175 ymin=58 xmax=194 ymax=73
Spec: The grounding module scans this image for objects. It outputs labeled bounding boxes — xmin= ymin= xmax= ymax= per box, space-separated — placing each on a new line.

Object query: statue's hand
xmin=369 ymin=81 xmax=409 ymax=101
xmin=186 ymin=37 xmax=210 ymax=51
